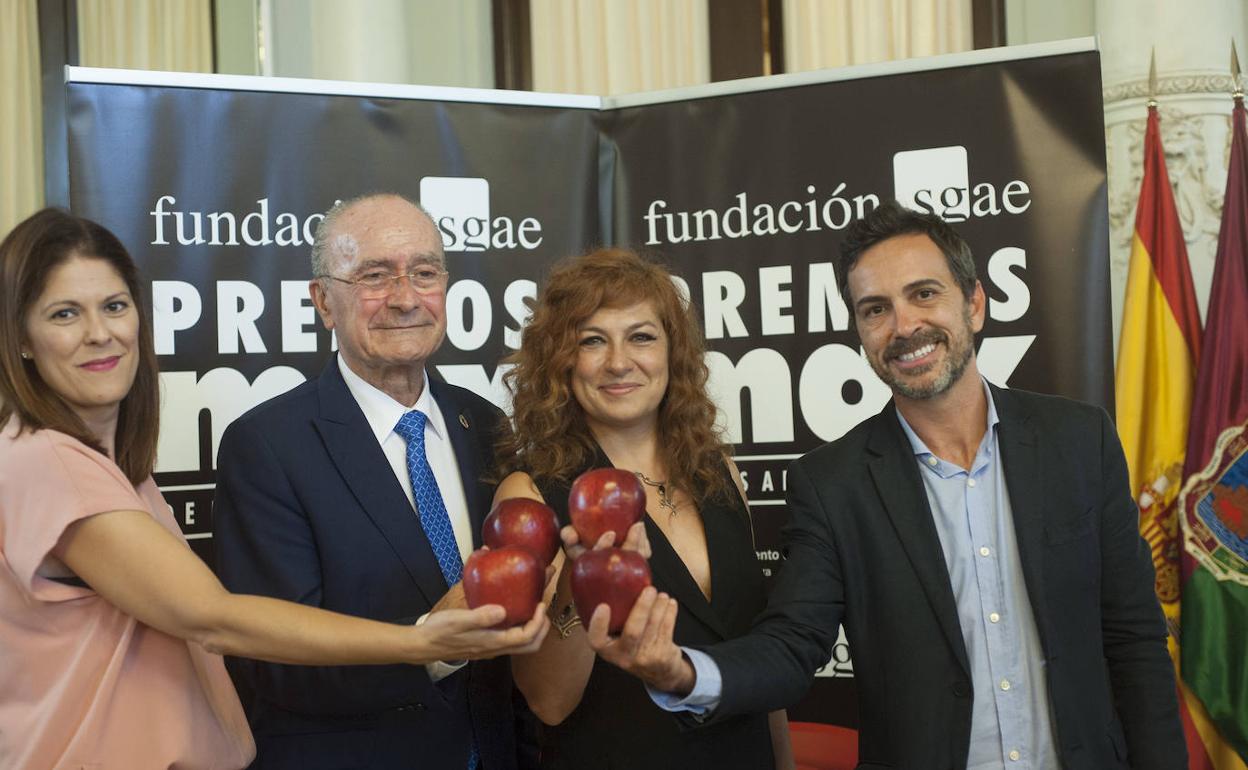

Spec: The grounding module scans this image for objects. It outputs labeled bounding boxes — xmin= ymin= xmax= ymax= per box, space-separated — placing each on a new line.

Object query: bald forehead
xmin=326 ymin=195 xmax=444 ymax=272
xmin=331 ymin=195 xmax=434 ymax=239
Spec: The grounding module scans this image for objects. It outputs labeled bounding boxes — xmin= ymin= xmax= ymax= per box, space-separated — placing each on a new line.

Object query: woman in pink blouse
xmin=0 ymin=209 xmax=549 ymax=769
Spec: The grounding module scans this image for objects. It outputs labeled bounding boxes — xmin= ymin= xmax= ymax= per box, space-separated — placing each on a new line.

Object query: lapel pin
xmin=459 ymin=414 xmax=470 ymax=430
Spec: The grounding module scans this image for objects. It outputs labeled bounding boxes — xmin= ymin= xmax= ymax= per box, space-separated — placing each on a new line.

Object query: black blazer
xmin=536 ymin=452 xmax=774 ymax=769
xmin=700 ymin=386 xmax=1186 ymax=770
xmin=213 ymin=357 xmax=515 ymax=770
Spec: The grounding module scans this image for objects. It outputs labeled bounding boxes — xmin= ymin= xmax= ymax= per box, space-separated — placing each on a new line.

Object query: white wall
xmin=260 ymin=0 xmax=494 ymax=87
xmin=1005 ymin=0 xmax=1094 ymax=45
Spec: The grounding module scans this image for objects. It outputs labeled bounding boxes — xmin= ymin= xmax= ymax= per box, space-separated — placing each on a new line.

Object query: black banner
xmin=68 ymin=83 xmax=603 ymax=556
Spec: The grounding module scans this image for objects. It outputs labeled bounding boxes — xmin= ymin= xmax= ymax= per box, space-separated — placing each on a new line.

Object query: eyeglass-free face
xmin=23 ymin=255 xmax=141 ymax=429
xmin=848 ymin=233 xmax=984 ymax=404
xmin=571 ymin=300 xmax=670 ymax=436
xmin=309 ymin=197 xmax=448 ymax=385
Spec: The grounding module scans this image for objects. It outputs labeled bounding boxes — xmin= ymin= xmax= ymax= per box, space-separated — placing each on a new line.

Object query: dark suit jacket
xmin=213 ymin=357 xmax=515 ymax=770
xmin=701 ymin=385 xmax=1186 ymax=770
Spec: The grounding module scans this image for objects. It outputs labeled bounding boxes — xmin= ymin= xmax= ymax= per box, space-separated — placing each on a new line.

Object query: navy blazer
xmin=700 ymin=386 xmax=1186 ymax=770
xmin=213 ymin=356 xmax=515 ymax=770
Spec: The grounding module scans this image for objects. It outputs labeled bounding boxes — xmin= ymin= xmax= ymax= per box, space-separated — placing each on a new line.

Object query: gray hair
xmin=309 ymin=193 xmax=437 ymax=277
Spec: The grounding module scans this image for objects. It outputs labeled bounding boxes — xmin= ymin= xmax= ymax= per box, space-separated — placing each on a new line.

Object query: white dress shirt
xmin=338 ymin=356 xmax=474 ymax=563
xmin=338 ymin=356 xmax=473 ymax=679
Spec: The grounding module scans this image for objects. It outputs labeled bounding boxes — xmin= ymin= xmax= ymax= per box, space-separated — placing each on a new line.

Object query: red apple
xmin=483 ymin=498 xmax=561 ymax=566
xmin=568 ymin=468 xmax=645 ymax=547
xmin=570 ymin=547 xmax=652 ymax=635
xmin=462 ymin=546 xmax=544 ymax=628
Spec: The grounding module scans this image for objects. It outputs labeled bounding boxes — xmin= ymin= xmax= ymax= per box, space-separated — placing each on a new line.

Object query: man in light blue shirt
xmin=577 ymin=201 xmax=1186 ymax=769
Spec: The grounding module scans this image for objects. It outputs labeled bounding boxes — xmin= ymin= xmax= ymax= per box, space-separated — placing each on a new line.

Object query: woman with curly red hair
xmin=495 ymin=248 xmax=793 ymax=769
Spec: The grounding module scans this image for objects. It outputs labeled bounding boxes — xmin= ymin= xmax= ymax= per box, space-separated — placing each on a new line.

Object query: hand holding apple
xmin=560 ymin=520 xmax=651 ymax=562
xmin=413 ymin=601 xmax=550 ymax=661
xmin=584 ymin=585 xmax=694 ymax=696
xmin=462 ymin=546 xmax=545 ymax=628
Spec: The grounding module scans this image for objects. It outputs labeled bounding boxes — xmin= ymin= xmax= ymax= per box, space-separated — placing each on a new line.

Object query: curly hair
xmin=497 ymin=248 xmax=733 ymax=506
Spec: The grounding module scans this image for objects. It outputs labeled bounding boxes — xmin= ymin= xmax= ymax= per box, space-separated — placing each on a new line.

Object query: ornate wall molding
xmin=1089 ymin=0 xmax=1247 ymax=350
xmin=1104 ymin=101 xmax=1230 ymax=343
xmin=1106 ymin=106 xmax=1227 ymax=243
xmin=1103 ymin=73 xmax=1239 ymax=104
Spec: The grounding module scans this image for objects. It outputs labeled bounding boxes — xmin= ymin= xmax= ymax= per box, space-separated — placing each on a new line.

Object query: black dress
xmin=533 ymin=449 xmax=774 ymax=770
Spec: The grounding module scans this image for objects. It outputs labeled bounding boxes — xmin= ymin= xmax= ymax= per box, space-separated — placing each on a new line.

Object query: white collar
xmin=337 ymin=355 xmax=445 ymax=444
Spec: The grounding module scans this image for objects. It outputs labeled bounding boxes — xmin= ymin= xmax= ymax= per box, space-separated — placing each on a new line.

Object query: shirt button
xmin=989 ymin=612 xmax=1000 ymax=623
xmin=979 ymin=546 xmax=991 ymax=557
xmin=927 ymin=456 xmax=938 ymax=466
xmin=967 ymin=478 xmax=977 ymax=488
xmin=1009 ymin=749 xmax=1021 ymax=761
xmin=1000 ymin=679 xmax=1011 ymax=691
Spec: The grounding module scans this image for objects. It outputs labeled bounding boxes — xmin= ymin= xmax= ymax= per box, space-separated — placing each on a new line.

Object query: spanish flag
xmin=1116 ymin=102 xmax=1229 ymax=769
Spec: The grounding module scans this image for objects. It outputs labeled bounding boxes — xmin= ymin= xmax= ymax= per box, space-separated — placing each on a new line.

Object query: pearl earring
xmin=20 ymin=352 xmax=31 ymax=359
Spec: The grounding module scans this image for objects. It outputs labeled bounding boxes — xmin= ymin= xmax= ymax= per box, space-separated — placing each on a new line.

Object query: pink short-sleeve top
xmin=0 ymin=419 xmax=255 ymax=769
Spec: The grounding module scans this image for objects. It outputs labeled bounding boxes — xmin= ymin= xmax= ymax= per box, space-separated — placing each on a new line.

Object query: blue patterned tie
xmin=394 ymin=410 xmax=463 ymax=587
xmin=394 ymin=410 xmax=478 ymax=770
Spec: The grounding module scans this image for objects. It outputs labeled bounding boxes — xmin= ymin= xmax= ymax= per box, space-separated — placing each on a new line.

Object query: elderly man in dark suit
xmin=214 ymin=193 xmax=526 ymax=769
xmin=587 ymin=201 xmax=1187 ymax=770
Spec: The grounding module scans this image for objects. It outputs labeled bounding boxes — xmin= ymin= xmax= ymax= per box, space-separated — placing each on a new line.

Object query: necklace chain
xmin=634 ymin=471 xmax=677 ymax=516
